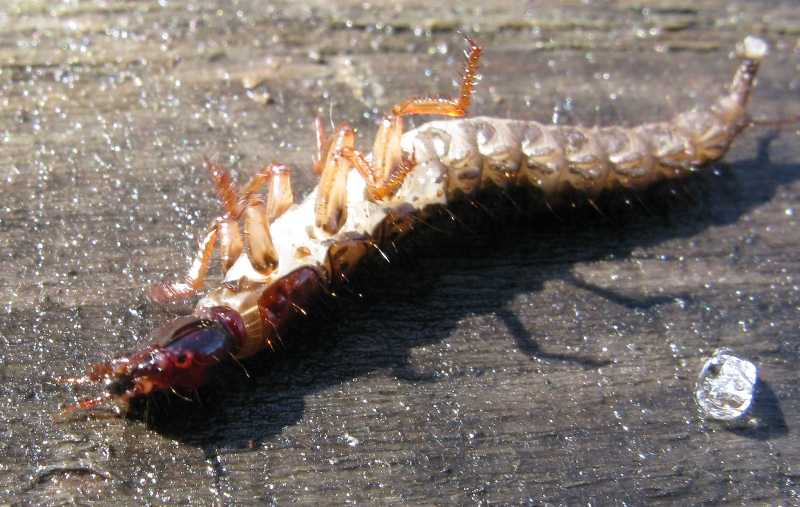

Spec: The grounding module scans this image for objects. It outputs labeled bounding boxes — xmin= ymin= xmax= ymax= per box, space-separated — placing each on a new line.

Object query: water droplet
xmin=695 ymin=348 xmax=757 ymax=420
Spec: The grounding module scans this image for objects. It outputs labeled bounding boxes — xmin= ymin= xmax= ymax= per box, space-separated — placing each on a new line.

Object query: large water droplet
xmin=695 ymin=348 xmax=757 ymax=420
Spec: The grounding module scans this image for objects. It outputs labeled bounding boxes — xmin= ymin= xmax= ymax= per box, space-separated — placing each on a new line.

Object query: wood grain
xmin=0 ymin=1 xmax=798 ymax=505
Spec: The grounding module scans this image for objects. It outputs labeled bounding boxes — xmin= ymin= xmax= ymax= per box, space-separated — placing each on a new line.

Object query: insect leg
xmin=206 ymin=155 xmax=289 ymax=218
xmin=147 ymin=221 xmax=220 ymax=303
xmin=749 ymin=115 xmax=800 ymax=129
xmin=315 ymin=123 xmax=354 ymax=233
xmin=241 ymin=165 xmax=295 ymax=274
xmin=205 ymin=156 xmax=245 ymax=271
xmin=338 ymin=144 xmax=414 ymax=201
xmin=311 ymin=109 xmax=329 ymax=175
xmin=243 ymin=196 xmax=279 ymax=275
xmin=217 ymin=217 xmax=243 ymax=272
xmin=264 ymin=165 xmax=294 ymax=222
xmin=150 ymin=159 xmax=293 ymax=301
xmin=389 ymin=33 xmax=481 ymax=118
xmin=208 ymin=160 xmax=291 ymax=273
xmin=344 ymin=34 xmax=482 ymax=201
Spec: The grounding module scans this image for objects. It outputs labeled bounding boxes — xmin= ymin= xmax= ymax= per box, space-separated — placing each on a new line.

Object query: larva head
xmin=61 ymin=308 xmax=245 ymax=416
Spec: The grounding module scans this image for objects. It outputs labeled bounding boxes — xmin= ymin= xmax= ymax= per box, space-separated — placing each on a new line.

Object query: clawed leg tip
xmin=146 ymin=283 xmax=197 ymax=304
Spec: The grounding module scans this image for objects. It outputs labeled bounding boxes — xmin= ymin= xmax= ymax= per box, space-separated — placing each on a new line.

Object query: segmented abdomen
xmin=404 ymin=36 xmax=763 ymax=202
xmin=406 ymin=108 xmax=748 ymax=201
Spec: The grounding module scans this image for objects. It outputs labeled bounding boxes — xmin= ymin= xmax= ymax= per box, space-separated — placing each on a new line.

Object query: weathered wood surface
xmin=0 ymin=1 xmax=798 ymax=505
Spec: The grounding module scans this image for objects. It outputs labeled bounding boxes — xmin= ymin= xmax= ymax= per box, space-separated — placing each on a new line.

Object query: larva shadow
xmin=138 ymin=131 xmax=798 ymax=448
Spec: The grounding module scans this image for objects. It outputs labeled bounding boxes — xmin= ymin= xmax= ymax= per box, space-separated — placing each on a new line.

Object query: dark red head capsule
xmin=60 ymin=307 xmax=245 ymax=416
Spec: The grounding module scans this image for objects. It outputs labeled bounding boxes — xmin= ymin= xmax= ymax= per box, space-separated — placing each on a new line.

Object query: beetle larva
xmin=61 ymin=35 xmax=779 ymax=415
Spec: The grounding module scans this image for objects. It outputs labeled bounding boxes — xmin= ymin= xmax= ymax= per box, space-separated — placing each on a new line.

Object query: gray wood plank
xmin=0 ymin=1 xmax=798 ymax=505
